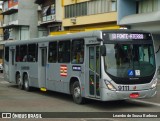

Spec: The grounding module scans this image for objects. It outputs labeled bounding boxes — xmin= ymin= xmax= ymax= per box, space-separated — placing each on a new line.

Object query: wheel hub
xmin=74 ymin=87 xmax=80 ymax=98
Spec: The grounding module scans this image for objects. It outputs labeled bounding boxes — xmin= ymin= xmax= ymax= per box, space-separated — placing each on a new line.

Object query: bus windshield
xmin=104 ymin=44 xmax=156 ymax=78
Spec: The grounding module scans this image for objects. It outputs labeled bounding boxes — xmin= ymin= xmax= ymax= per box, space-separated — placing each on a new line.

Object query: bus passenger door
xmin=38 ymin=46 xmax=47 ymax=89
xmin=87 ymin=45 xmax=100 ymax=98
xmin=9 ymin=47 xmax=15 ymax=83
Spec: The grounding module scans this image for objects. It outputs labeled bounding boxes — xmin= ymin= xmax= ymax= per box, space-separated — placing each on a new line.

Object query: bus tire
xmin=24 ymin=74 xmax=30 ymax=91
xmin=72 ymin=81 xmax=85 ymax=104
xmin=16 ymin=74 xmax=23 ymax=90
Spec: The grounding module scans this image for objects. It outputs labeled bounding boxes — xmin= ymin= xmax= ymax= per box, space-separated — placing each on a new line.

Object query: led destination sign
xmin=111 ymin=34 xmax=144 ymax=40
xmin=108 ymin=33 xmax=150 ymax=40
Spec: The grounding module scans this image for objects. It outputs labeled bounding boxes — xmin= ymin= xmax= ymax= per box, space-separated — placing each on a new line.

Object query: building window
xmin=110 ymin=0 xmax=117 ymax=11
xmin=42 ymin=4 xmax=55 ymax=17
xmin=42 ymin=6 xmax=50 ymax=16
xmin=38 ymin=27 xmax=48 ymax=37
xmin=138 ymin=0 xmax=159 ymax=13
xmin=64 ymin=0 xmax=117 ymax=18
xmin=51 ymin=4 xmax=55 ymax=14
xmin=65 ymin=2 xmax=87 ymax=18
xmin=20 ymin=26 xmax=29 ymax=40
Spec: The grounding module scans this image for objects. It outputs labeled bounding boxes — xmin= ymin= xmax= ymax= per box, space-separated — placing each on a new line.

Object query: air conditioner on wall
xmin=70 ymin=18 xmax=76 ymax=24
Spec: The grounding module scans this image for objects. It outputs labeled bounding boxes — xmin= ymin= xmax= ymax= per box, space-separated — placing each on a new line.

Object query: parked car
xmin=0 ymin=63 xmax=3 ymax=73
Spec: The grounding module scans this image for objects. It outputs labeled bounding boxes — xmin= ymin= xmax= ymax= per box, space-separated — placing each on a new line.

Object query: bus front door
xmin=87 ymin=46 xmax=100 ymax=98
xmin=38 ymin=47 xmax=47 ymax=90
xmin=9 ymin=47 xmax=15 ymax=83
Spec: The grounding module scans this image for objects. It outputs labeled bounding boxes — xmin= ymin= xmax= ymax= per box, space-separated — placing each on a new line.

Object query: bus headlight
xmin=104 ymin=80 xmax=116 ymax=91
xmin=151 ymin=78 xmax=158 ymax=88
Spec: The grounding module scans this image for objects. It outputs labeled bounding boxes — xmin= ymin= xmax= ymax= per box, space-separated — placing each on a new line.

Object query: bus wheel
xmin=16 ymin=74 xmax=23 ymax=90
xmin=72 ymin=81 xmax=85 ymax=104
xmin=24 ymin=74 xmax=30 ymax=91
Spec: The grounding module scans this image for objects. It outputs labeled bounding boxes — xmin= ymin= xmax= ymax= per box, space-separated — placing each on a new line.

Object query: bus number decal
xmin=72 ymin=66 xmax=81 ymax=71
xmin=60 ymin=65 xmax=67 ymax=77
xmin=118 ymin=85 xmax=129 ymax=91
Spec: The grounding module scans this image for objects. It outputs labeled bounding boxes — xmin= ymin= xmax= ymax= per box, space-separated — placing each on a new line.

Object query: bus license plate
xmin=118 ymin=85 xmax=129 ymax=91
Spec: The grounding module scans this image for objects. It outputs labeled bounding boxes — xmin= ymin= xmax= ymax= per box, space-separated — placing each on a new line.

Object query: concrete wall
xmin=63 ymin=12 xmax=117 ymax=27
xmin=56 ymin=0 xmax=63 ymax=22
xmin=18 ymin=0 xmax=38 ymax=39
xmin=117 ymin=0 xmax=136 ymax=24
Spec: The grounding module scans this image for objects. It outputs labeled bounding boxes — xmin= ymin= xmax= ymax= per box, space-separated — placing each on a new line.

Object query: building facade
xmin=0 ymin=0 xmax=39 ymax=40
xmin=62 ymin=0 xmax=119 ymax=34
xmin=35 ymin=0 xmax=63 ymax=36
xmin=117 ymin=0 xmax=160 ymax=75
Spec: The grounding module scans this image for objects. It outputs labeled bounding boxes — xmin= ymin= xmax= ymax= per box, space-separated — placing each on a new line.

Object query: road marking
xmin=133 ymin=99 xmax=160 ymax=107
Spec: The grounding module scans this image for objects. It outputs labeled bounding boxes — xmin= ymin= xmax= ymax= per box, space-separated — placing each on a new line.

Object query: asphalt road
xmin=0 ymin=73 xmax=160 ymax=121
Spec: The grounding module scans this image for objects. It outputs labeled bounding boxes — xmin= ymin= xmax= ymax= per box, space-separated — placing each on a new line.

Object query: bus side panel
xmin=46 ymin=63 xmax=57 ymax=92
xmin=46 ymin=63 xmax=69 ymax=93
xmin=4 ymin=61 xmax=9 ymax=82
xmin=46 ymin=63 xmax=85 ymax=96
xmin=68 ymin=64 xmax=85 ymax=96
xmin=27 ymin=63 xmax=38 ymax=88
xmin=8 ymin=47 xmax=16 ymax=83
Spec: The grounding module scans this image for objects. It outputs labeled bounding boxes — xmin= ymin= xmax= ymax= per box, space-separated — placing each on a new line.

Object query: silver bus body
xmin=3 ymin=30 xmax=157 ymax=103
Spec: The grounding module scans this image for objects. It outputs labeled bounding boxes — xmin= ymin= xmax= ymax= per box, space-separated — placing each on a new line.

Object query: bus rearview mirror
xmin=100 ymin=45 xmax=106 ymax=56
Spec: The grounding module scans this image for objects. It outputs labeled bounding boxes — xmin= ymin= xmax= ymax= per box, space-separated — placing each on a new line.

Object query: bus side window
xmin=48 ymin=41 xmax=57 ymax=63
xmin=16 ymin=45 xmax=21 ymax=62
xmin=58 ymin=41 xmax=70 ymax=63
xmin=28 ymin=44 xmax=37 ymax=62
xmin=20 ymin=45 xmax=27 ymax=62
xmin=71 ymin=39 xmax=84 ymax=64
xmin=5 ymin=47 xmax=9 ymax=62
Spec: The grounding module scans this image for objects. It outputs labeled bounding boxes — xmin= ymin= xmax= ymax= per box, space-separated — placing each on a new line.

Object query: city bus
xmin=3 ymin=30 xmax=158 ymax=104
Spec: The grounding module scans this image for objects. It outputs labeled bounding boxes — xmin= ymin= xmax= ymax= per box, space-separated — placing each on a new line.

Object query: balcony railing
xmin=42 ymin=15 xmax=55 ymax=22
xmin=2 ymin=4 xmax=18 ymax=15
xmin=39 ymin=14 xmax=57 ymax=25
xmin=3 ymin=20 xmax=19 ymax=28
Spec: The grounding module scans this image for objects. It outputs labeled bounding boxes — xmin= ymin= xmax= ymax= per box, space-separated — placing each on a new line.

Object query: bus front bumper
xmin=101 ymin=87 xmax=157 ymax=101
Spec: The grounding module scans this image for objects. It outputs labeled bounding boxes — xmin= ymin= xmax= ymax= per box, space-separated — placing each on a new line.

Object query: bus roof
xmin=3 ymin=30 xmax=101 ymax=46
xmin=2 ymin=29 xmax=151 ymax=46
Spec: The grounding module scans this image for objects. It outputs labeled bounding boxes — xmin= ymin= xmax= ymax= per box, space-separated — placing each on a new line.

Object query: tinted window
xmin=16 ymin=46 xmax=21 ymax=62
xmin=58 ymin=41 xmax=70 ymax=63
xmin=5 ymin=47 xmax=9 ymax=62
xmin=71 ymin=39 xmax=84 ymax=64
xmin=20 ymin=45 xmax=27 ymax=62
xmin=28 ymin=44 xmax=37 ymax=62
xmin=48 ymin=42 xmax=57 ymax=63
